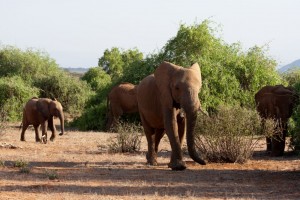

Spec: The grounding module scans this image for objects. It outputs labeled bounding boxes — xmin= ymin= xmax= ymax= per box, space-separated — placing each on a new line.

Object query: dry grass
xmin=0 ymin=122 xmax=299 ymax=200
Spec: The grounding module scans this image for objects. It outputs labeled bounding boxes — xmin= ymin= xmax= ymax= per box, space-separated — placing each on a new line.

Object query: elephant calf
xmin=20 ymin=97 xmax=65 ymax=143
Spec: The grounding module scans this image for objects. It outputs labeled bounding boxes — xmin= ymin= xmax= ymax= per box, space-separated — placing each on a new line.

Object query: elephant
xmin=106 ymin=82 xmax=138 ymax=131
xmin=137 ymin=61 xmax=206 ymax=170
xmin=20 ymin=97 xmax=65 ymax=143
xmin=255 ymin=85 xmax=299 ymax=156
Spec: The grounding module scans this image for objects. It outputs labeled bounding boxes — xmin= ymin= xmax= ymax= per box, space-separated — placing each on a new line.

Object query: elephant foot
xmin=35 ymin=138 xmax=41 ymax=142
xmin=168 ymin=160 xmax=186 ymax=171
xmin=20 ymin=138 xmax=25 ymax=142
xmin=146 ymin=153 xmax=158 ymax=166
xmin=41 ymin=135 xmax=47 ymax=144
xmin=50 ymin=136 xmax=55 ymax=142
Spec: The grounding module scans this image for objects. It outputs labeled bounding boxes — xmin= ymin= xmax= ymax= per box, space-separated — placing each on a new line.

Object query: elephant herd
xmin=20 ymin=61 xmax=299 ymax=170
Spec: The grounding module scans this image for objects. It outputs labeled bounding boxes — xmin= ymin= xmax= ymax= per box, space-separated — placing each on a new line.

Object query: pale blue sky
xmin=0 ymin=0 xmax=299 ymax=68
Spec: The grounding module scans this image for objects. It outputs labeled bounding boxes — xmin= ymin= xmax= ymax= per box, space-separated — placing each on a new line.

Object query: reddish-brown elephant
xmin=255 ymin=85 xmax=299 ymax=156
xmin=20 ymin=97 xmax=65 ymax=143
xmin=137 ymin=61 xmax=206 ymax=170
xmin=106 ymin=82 xmax=138 ymax=131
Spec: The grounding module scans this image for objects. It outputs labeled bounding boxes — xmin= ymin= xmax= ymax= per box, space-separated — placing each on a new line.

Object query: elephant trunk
xmin=58 ymin=111 xmax=65 ymax=136
xmin=184 ymin=100 xmax=206 ymax=165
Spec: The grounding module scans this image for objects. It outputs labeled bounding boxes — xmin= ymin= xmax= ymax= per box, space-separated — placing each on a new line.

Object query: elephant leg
xmin=272 ymin=124 xmax=287 ymax=156
xmin=110 ymin=107 xmax=122 ymax=130
xmin=266 ymin=137 xmax=272 ymax=152
xmin=20 ymin=123 xmax=29 ymax=141
xmin=33 ymin=125 xmax=41 ymax=142
xmin=106 ymin=110 xmax=114 ymax=131
xmin=165 ymin=110 xmax=186 ymax=171
xmin=141 ymin=115 xmax=157 ymax=165
xmin=177 ymin=114 xmax=186 ymax=147
xmin=48 ymin=118 xmax=56 ymax=142
xmin=154 ymin=129 xmax=165 ymax=153
xmin=41 ymin=121 xmax=48 ymax=144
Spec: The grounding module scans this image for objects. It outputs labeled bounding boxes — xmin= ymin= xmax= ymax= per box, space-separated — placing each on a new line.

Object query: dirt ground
xmin=0 ymin=123 xmax=299 ymax=200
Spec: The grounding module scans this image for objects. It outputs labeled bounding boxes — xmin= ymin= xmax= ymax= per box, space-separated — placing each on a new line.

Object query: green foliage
xmin=34 ymin=72 xmax=92 ymax=115
xmin=0 ymin=45 xmax=58 ymax=83
xmin=14 ymin=159 xmax=29 ymax=168
xmin=98 ymin=47 xmax=143 ymax=82
xmin=0 ymin=45 xmax=92 ymax=121
xmin=195 ymin=105 xmax=262 ymax=163
xmin=44 ymin=170 xmax=59 ymax=180
xmin=0 ymin=76 xmax=39 ymax=121
xmin=282 ymin=69 xmax=300 ymax=151
xmin=160 ymin=20 xmax=282 ymax=109
xmin=82 ymin=67 xmax=112 ymax=91
xmin=72 ymin=103 xmax=107 ymax=131
xmin=75 ymin=20 xmax=283 ymax=131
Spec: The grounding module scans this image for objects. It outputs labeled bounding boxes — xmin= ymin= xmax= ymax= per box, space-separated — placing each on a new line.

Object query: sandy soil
xmin=0 ymin=123 xmax=299 ymax=200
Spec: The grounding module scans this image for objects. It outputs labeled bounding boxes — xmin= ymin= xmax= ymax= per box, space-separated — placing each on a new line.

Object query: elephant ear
xmin=154 ymin=61 xmax=180 ymax=109
xmin=36 ymin=99 xmax=50 ymax=119
xmin=189 ymin=63 xmax=202 ymax=88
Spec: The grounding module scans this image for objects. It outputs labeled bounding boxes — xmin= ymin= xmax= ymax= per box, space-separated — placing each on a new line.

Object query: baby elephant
xmin=20 ymin=97 xmax=65 ymax=143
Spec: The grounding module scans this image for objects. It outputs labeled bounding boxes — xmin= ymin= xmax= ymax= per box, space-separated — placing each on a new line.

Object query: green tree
xmin=98 ymin=47 xmax=143 ymax=82
xmin=160 ymin=20 xmax=282 ymax=109
xmin=0 ymin=45 xmax=58 ymax=82
xmin=76 ymin=20 xmax=283 ymax=131
xmin=82 ymin=67 xmax=112 ymax=91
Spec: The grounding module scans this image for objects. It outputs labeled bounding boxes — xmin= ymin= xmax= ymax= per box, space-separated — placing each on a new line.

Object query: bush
xmin=34 ymin=72 xmax=93 ymax=115
xmin=281 ymin=69 xmax=300 ymax=152
xmin=195 ymin=105 xmax=262 ymax=163
xmin=0 ymin=76 xmax=39 ymax=121
xmin=107 ymin=121 xmax=143 ymax=153
xmin=71 ymin=103 xmax=107 ymax=131
xmin=81 ymin=67 xmax=112 ymax=91
xmin=0 ymin=45 xmax=59 ymax=83
xmin=0 ymin=45 xmax=93 ymax=122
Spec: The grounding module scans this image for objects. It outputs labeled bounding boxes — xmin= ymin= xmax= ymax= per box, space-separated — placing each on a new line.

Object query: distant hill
xmin=63 ymin=67 xmax=89 ymax=74
xmin=278 ymin=59 xmax=300 ymax=73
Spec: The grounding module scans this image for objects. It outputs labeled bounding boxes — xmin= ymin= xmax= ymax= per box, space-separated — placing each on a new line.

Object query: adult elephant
xmin=106 ymin=82 xmax=138 ymax=131
xmin=20 ymin=97 xmax=65 ymax=143
xmin=255 ymin=85 xmax=299 ymax=156
xmin=137 ymin=61 xmax=206 ymax=170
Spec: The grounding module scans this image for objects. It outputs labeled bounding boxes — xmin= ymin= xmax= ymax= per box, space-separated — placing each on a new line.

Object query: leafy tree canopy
xmin=0 ymin=45 xmax=92 ymax=120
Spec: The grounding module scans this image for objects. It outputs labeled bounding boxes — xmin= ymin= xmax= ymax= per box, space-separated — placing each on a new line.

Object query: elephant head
xmin=37 ymin=98 xmax=65 ymax=136
xmin=154 ymin=62 xmax=205 ymax=166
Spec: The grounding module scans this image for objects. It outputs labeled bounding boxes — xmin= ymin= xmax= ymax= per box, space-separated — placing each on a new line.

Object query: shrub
xmin=71 ymin=103 xmax=107 ymax=131
xmin=81 ymin=67 xmax=112 ymax=91
xmin=14 ymin=160 xmax=29 ymax=168
xmin=0 ymin=45 xmax=59 ymax=83
xmin=44 ymin=170 xmax=58 ymax=180
xmin=0 ymin=76 xmax=39 ymax=121
xmin=107 ymin=121 xmax=143 ymax=153
xmin=34 ymin=72 xmax=93 ymax=115
xmin=195 ymin=105 xmax=262 ymax=163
